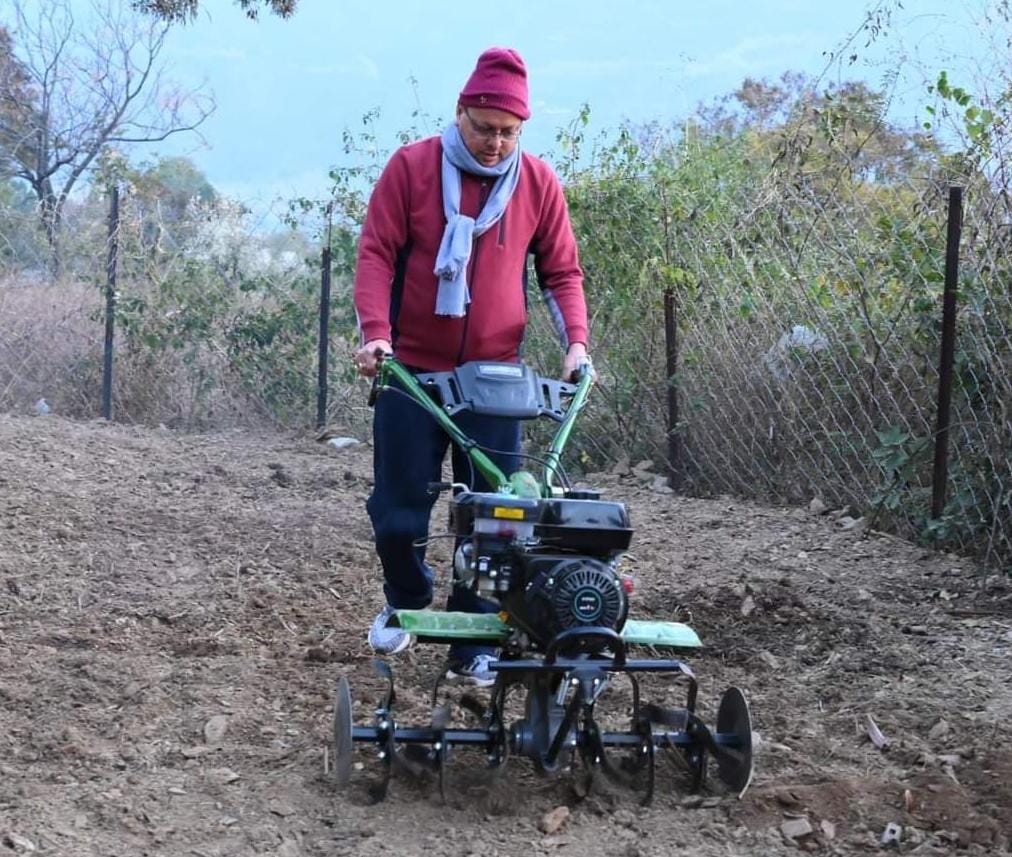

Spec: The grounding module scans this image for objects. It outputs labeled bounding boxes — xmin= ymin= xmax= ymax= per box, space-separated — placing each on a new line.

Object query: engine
xmin=451 ymin=490 xmax=633 ymax=650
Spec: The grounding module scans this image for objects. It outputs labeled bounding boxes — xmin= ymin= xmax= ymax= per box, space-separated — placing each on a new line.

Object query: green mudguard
xmin=394 ymin=610 xmax=701 ymax=649
xmin=394 ymin=610 xmax=510 ymax=641
xmin=620 ymin=619 xmax=701 ymax=648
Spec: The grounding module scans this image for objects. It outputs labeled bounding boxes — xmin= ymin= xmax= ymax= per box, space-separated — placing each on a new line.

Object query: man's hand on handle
xmin=356 ymin=338 xmax=590 ymax=381
xmin=354 ymin=339 xmax=392 ymax=378
xmin=563 ymin=342 xmax=593 ymax=382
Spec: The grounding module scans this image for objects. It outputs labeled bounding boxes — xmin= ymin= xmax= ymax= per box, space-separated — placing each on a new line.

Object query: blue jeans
xmin=366 ymin=379 xmax=520 ymax=666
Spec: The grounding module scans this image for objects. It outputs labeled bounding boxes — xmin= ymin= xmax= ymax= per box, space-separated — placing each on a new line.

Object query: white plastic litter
xmin=327 ymin=437 xmax=361 ymax=450
xmin=763 ymin=324 xmax=829 ymax=381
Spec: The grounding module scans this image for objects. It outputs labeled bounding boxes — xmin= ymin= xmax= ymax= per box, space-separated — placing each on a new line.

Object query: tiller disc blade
xmin=714 ymin=686 xmax=754 ymax=795
xmin=332 ymin=676 xmax=354 ymax=787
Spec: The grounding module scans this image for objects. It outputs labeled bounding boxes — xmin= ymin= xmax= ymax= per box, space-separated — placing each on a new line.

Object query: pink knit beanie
xmin=458 ymin=47 xmax=530 ymax=120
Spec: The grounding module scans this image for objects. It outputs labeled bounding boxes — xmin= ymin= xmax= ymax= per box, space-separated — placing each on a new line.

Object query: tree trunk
xmin=38 ymin=182 xmax=62 ymax=278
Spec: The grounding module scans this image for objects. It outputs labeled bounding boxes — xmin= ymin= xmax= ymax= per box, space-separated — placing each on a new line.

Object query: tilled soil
xmin=1 ymin=412 xmax=1010 ymax=857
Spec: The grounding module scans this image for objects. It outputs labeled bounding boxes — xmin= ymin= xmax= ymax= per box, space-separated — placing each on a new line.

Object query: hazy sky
xmin=58 ymin=0 xmax=993 ymax=213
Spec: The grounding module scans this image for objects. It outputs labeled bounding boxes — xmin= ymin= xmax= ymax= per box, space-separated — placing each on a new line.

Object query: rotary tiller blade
xmin=332 ymin=676 xmax=354 ymax=787
xmin=714 ymin=686 xmax=754 ymax=796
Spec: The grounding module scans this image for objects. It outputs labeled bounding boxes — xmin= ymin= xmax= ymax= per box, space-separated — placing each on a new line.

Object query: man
xmin=352 ymin=47 xmax=590 ymax=686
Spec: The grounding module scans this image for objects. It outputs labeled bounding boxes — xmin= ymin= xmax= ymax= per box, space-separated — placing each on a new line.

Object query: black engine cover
xmin=535 ymin=498 xmax=632 ymax=555
xmin=504 ymin=555 xmax=628 ymax=647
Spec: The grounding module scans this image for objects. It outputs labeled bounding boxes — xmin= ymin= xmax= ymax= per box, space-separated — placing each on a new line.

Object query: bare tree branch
xmin=0 ymin=0 xmax=215 ymax=272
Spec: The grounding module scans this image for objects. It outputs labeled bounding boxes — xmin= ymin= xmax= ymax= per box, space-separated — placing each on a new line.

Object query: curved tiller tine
xmin=431 ymin=703 xmax=452 ymax=803
xmin=372 ymin=658 xmax=397 ymax=711
xmin=639 ymin=702 xmax=689 ymax=731
xmin=431 ymin=702 xmax=452 ymax=731
xmin=458 ymin=693 xmax=488 ymax=721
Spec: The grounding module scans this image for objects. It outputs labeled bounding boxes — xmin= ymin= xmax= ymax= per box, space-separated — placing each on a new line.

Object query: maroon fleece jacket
xmin=353 ymin=136 xmax=588 ymax=371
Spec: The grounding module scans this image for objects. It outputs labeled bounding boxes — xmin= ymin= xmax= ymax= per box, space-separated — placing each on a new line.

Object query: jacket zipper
xmin=455 ymin=180 xmax=490 ymax=364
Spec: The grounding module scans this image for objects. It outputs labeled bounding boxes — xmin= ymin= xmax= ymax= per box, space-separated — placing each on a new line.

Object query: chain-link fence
xmin=2 ymin=127 xmax=1011 ymax=570
xmin=0 ymin=189 xmax=368 ymax=433
xmin=552 ymin=142 xmax=1012 ymax=569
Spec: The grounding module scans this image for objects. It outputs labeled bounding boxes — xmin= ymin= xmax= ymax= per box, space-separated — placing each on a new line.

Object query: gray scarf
xmin=433 ymin=123 xmax=521 ymax=316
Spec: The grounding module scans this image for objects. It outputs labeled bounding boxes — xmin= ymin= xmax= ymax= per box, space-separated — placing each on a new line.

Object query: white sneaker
xmin=445 ymin=654 xmax=497 ymax=688
xmin=368 ymin=605 xmax=412 ymax=654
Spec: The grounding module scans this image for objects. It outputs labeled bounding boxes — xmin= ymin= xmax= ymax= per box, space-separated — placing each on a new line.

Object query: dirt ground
xmin=1 ymin=411 xmax=1011 ymax=857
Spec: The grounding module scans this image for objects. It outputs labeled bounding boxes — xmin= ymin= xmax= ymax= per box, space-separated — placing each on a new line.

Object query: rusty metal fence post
xmin=316 ymin=204 xmax=334 ymax=430
xmin=931 ymin=185 xmax=963 ymax=520
xmin=101 ymin=185 xmax=119 ymax=420
xmin=664 ymin=286 xmax=683 ymax=492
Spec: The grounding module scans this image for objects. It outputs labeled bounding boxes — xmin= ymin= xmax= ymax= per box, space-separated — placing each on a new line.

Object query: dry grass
xmin=0 ymin=276 xmax=104 ymax=419
xmin=0 ymin=275 xmax=367 ymax=433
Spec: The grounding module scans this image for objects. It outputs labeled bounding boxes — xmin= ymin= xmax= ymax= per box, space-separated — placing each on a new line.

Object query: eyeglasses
xmin=463 ymin=108 xmax=523 ymax=143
